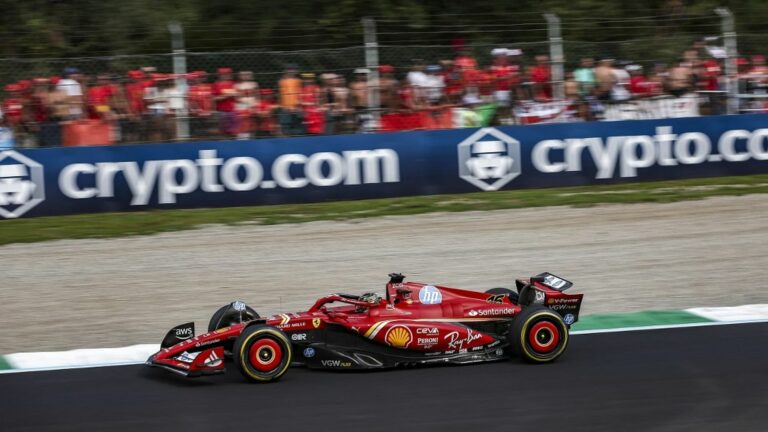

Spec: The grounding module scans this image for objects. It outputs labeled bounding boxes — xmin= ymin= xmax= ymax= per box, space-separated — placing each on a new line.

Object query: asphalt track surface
xmin=1 ymin=323 xmax=766 ymax=432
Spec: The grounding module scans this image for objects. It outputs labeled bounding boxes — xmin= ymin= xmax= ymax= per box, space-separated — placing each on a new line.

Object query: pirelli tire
xmin=510 ymin=306 xmax=569 ymax=363
xmin=234 ymin=325 xmax=293 ymax=383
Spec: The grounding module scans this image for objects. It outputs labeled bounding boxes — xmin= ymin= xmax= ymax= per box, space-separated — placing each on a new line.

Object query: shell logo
xmin=385 ymin=325 xmax=413 ymax=348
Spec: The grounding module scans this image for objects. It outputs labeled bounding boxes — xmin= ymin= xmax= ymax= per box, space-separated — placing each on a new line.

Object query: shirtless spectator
xmin=323 ymin=74 xmax=352 ymax=134
xmin=667 ymin=59 xmax=693 ymax=97
xmin=375 ymin=65 xmax=399 ymax=111
xmin=594 ymin=58 xmax=615 ymax=101
xmin=349 ymin=68 xmax=371 ymax=131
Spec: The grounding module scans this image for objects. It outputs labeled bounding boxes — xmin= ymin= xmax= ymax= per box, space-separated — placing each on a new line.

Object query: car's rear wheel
xmin=485 ymin=287 xmax=519 ymax=304
xmin=234 ymin=325 xmax=292 ymax=383
xmin=208 ymin=303 xmax=259 ymax=332
xmin=510 ymin=306 xmax=569 ymax=363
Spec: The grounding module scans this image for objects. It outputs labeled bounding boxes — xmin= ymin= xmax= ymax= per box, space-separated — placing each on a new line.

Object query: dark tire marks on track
xmin=1 ymin=323 xmax=766 ymax=432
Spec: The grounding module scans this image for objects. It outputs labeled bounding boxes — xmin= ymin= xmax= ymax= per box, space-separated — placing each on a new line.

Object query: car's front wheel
xmin=510 ymin=306 xmax=569 ymax=363
xmin=233 ymin=325 xmax=292 ymax=383
xmin=208 ymin=303 xmax=260 ymax=332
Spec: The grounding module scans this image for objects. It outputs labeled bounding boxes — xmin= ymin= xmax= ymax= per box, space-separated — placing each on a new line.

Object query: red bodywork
xmin=147 ymin=274 xmax=583 ymax=376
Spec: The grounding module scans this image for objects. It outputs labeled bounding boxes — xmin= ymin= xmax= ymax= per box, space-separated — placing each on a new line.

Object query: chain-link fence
xmin=0 ymin=9 xmax=764 ymax=148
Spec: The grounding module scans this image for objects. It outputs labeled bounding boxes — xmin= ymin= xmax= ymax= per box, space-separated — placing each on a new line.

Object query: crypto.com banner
xmin=1 ymin=114 xmax=767 ymax=218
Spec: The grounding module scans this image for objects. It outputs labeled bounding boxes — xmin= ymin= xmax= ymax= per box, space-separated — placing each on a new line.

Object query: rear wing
xmin=530 ymin=273 xmax=573 ymax=291
xmin=518 ymin=273 xmax=582 ymax=326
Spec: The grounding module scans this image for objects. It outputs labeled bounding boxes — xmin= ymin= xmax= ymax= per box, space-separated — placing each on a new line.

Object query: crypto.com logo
xmin=457 ymin=128 xmax=521 ymax=191
xmin=0 ymin=150 xmax=45 ymax=218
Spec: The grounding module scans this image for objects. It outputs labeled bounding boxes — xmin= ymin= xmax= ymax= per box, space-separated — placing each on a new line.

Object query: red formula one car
xmin=146 ymin=273 xmax=584 ymax=382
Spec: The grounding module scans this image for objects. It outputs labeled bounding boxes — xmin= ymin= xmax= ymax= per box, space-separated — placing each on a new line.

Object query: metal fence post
xmin=544 ymin=13 xmax=564 ymax=102
xmin=716 ymin=7 xmax=738 ymax=115
xmin=362 ymin=17 xmax=380 ymax=131
xmin=168 ymin=21 xmax=190 ymax=140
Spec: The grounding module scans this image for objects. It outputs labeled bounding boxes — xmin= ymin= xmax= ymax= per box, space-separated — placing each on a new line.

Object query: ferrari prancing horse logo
xmin=312 ymin=318 xmax=321 ymax=328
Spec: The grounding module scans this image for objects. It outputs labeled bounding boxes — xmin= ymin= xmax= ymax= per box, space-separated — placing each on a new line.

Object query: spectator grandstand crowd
xmin=1 ymin=39 xmax=767 ymax=148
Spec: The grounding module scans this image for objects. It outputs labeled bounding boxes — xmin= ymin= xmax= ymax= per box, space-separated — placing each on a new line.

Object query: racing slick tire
xmin=485 ymin=287 xmax=519 ymax=304
xmin=510 ymin=306 xmax=569 ymax=363
xmin=234 ymin=325 xmax=292 ymax=383
xmin=208 ymin=303 xmax=260 ymax=332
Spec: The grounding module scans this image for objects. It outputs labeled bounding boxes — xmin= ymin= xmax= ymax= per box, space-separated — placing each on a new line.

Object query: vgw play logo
xmin=457 ymin=128 xmax=522 ymax=191
xmin=0 ymin=151 xmax=45 ymax=218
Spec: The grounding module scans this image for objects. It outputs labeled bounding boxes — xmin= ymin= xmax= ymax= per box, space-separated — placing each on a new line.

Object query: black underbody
xmin=285 ymin=320 xmax=515 ymax=370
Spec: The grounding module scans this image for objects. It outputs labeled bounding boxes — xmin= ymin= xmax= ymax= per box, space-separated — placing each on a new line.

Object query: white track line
xmin=1 ymin=319 xmax=766 ymax=375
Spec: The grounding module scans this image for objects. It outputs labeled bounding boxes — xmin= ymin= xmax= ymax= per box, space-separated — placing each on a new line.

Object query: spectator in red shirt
xmin=300 ymin=72 xmax=324 ymax=134
xmin=87 ymin=74 xmax=115 ymax=120
xmin=530 ymin=54 xmax=552 ymax=101
xmin=627 ymin=65 xmax=651 ymax=98
xmin=2 ymin=83 xmax=24 ymax=124
xmin=454 ymin=46 xmax=478 ymax=77
xmin=213 ymin=67 xmax=238 ymax=137
xmin=255 ymin=88 xmax=279 ymax=136
xmin=187 ymin=71 xmax=215 ymax=138
xmin=489 ymin=48 xmax=521 ymax=109
xmin=2 ymin=84 xmax=25 ymax=144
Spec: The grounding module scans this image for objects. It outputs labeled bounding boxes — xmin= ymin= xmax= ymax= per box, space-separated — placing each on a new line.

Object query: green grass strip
xmin=0 ymin=356 xmax=12 ymax=370
xmin=1 ymin=174 xmax=768 ymax=246
xmin=574 ymin=310 xmax=714 ymax=331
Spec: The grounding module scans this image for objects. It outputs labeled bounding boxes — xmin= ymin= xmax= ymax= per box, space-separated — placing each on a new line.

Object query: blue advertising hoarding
xmin=1 ymin=114 xmax=767 ymax=219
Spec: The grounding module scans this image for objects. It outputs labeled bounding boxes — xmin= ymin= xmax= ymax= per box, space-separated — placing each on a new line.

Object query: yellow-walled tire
xmin=233 ymin=325 xmax=292 ymax=382
xmin=511 ymin=306 xmax=569 ymax=363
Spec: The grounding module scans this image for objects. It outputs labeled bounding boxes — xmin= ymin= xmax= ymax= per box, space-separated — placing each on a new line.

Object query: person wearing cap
xmin=56 ymin=67 xmax=84 ymax=120
xmin=489 ymin=49 xmax=519 ymax=114
xmin=350 ymin=68 xmax=375 ymax=132
xmin=324 ymin=74 xmax=353 ymax=134
xmin=422 ymin=65 xmax=445 ymax=106
xmin=350 ymin=68 xmax=369 ymax=112
xmin=375 ymin=65 xmax=399 ymax=112
xmin=186 ymin=71 xmax=215 ymax=138
xmin=234 ymin=71 xmax=259 ymax=139
xmin=213 ymin=67 xmax=239 ymax=137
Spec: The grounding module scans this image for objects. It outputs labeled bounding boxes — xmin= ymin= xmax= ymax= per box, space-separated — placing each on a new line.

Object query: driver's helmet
xmin=356 ymin=292 xmax=382 ymax=312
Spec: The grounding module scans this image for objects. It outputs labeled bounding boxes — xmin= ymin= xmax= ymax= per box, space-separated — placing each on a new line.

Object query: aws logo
xmin=385 ymin=325 xmax=413 ymax=349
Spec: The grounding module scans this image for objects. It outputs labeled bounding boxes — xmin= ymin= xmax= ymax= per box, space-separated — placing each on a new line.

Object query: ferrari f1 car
xmin=146 ymin=272 xmax=583 ymax=382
